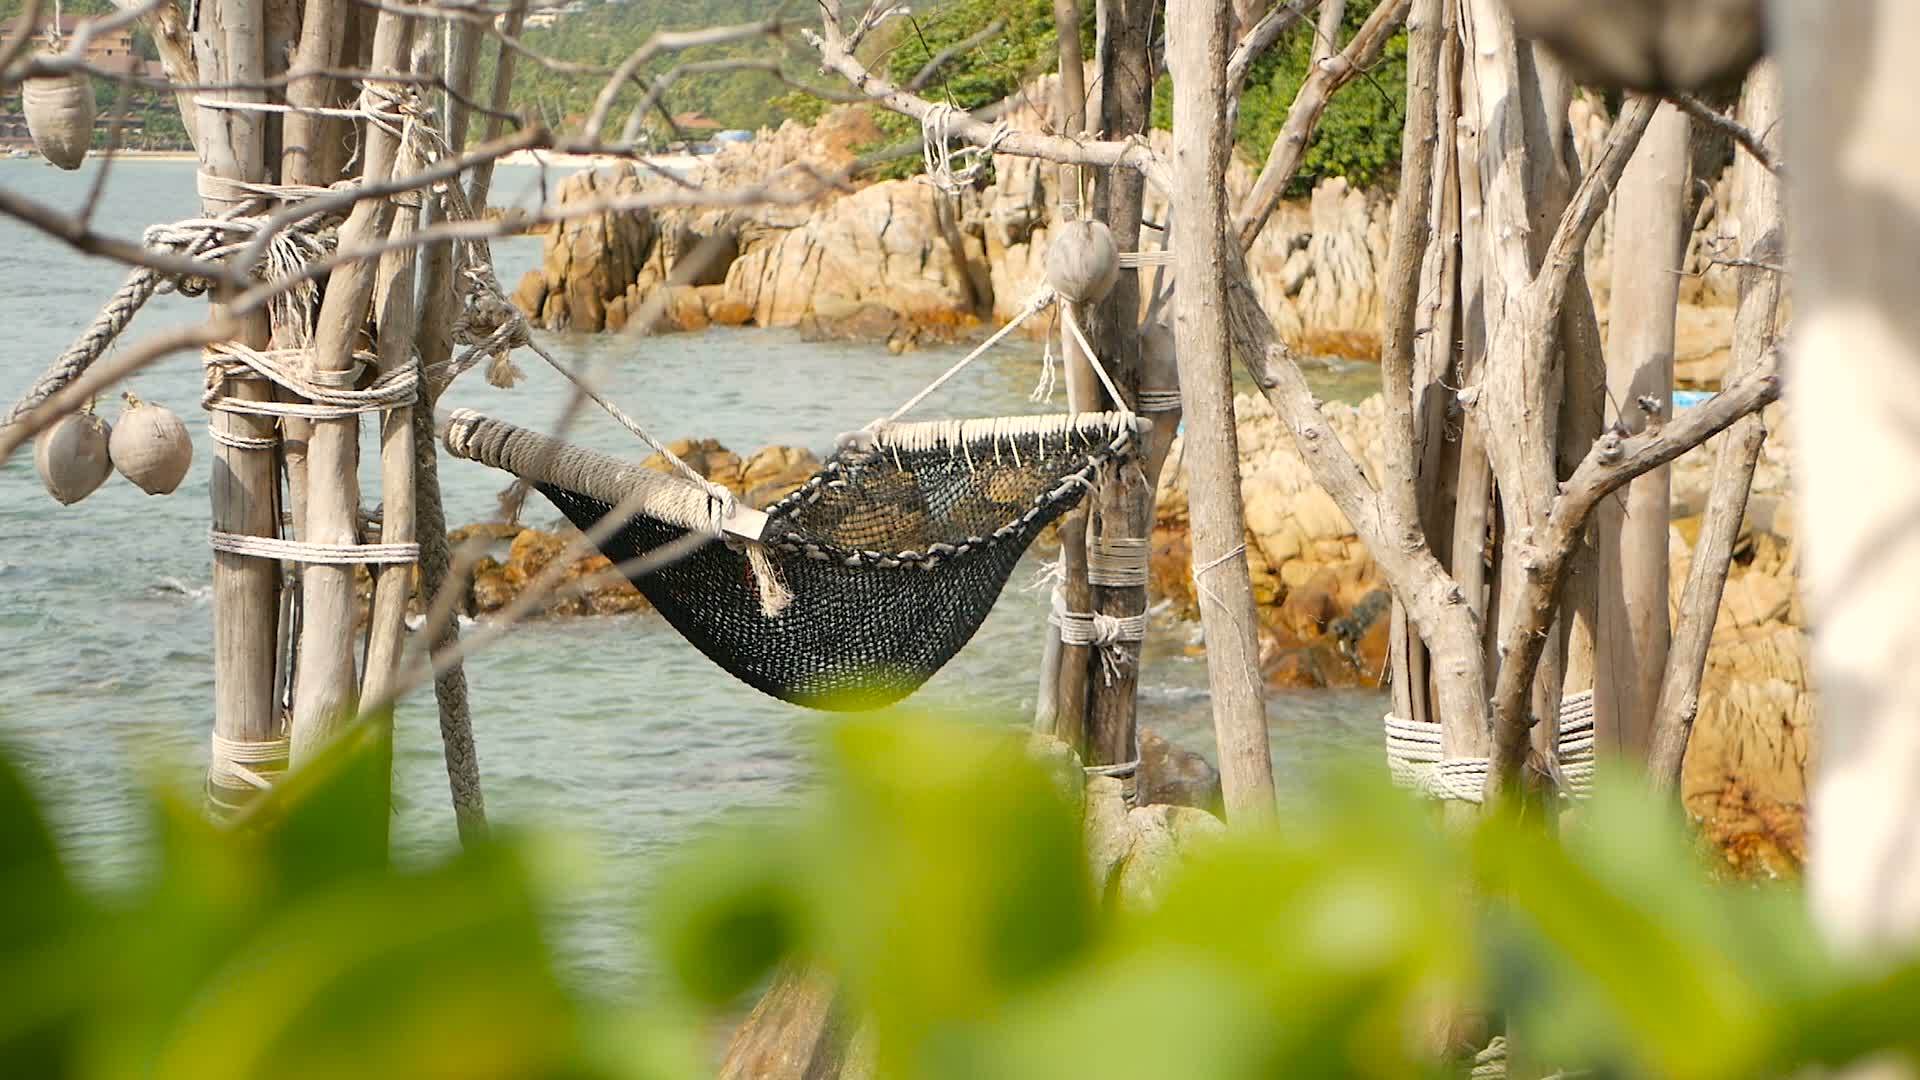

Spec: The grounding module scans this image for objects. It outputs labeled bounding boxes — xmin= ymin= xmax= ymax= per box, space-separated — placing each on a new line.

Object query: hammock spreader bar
xmin=443 ymin=409 xmax=1147 ymax=710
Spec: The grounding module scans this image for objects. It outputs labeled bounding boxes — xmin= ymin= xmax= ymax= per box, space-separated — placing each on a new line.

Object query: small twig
xmin=906 ymin=17 xmax=1005 ymax=91
xmin=1668 ymin=91 xmax=1783 ymax=176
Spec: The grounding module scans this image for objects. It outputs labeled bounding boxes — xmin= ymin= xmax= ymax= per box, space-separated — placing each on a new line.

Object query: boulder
xmin=1138 ymin=727 xmax=1223 ymax=813
xmin=1114 ymin=804 xmax=1226 ymax=911
xmin=741 ymin=445 xmax=821 ymax=507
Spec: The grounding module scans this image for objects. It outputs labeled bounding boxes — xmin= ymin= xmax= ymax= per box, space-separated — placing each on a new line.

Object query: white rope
xmin=1117 ymin=249 xmax=1174 ymax=267
xmin=1050 ymin=587 xmax=1146 ymax=686
xmin=1029 ymin=330 xmax=1058 ymax=404
xmin=1088 ymin=536 xmax=1149 ymax=587
xmin=1383 ymin=691 xmax=1598 ymax=803
xmin=211 ymin=530 xmax=420 ymax=564
xmin=872 ymin=287 xmax=1057 ymax=428
xmin=203 ymin=343 xmax=416 ymax=419
xmin=919 ymin=103 xmax=1011 ymax=195
xmin=208 ymin=731 xmax=289 ymax=792
xmin=1058 ymin=301 xmax=1132 ymax=416
xmin=1137 ymin=388 xmax=1182 ymax=413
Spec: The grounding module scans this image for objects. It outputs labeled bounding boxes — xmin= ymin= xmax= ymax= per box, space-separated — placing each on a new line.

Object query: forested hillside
xmin=484 ymin=0 xmax=799 ymax=136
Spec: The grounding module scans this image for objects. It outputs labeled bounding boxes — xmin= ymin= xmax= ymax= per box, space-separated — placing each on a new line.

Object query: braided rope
xmin=202 ymin=342 xmax=417 ymax=419
xmin=3 ymin=268 xmax=158 ymax=426
xmin=1088 ymin=536 xmax=1150 ymax=587
xmin=208 ymin=731 xmax=289 ymax=792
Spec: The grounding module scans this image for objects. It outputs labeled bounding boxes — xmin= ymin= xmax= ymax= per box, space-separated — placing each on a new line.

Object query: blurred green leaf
xmin=1474 ymin=772 xmax=1805 ymax=1079
xmin=802 ymin=717 xmax=1095 ymax=1077
xmin=651 ymin=819 xmax=803 ymax=1008
xmin=0 ymin=746 xmax=91 ymax=1076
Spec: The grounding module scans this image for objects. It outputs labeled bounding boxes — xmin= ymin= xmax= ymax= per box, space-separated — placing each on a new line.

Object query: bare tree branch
xmin=906 ymin=17 xmax=1005 ymax=90
xmin=1234 ymin=0 xmax=1408 ymax=248
xmin=581 ymin=17 xmax=785 ymax=141
xmin=1482 ymin=350 xmax=1784 ymax=796
xmin=1668 ymin=90 xmax=1782 ymax=176
xmin=1537 ymin=93 xmax=1658 ymax=320
xmin=802 ymin=25 xmax=1172 ymax=191
xmin=1227 ymin=0 xmax=1320 ymax=91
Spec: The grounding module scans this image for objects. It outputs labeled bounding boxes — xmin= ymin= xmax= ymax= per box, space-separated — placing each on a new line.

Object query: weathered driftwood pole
xmin=1777 ymin=0 xmax=1920 ymax=950
xmin=1379 ymin=0 xmax=1441 ymax=731
xmin=1168 ymin=0 xmax=1275 ymax=823
xmin=1089 ymin=464 xmax=1152 ymax=769
xmin=359 ymin=44 xmax=431 ymax=710
xmin=1045 ymin=0 xmax=1101 ymax=755
xmin=290 ymin=5 xmax=417 ymax=764
xmin=1055 ymin=512 xmax=1093 ymax=754
xmin=1648 ymin=61 xmax=1782 ymax=791
xmin=1080 ymin=0 xmax=1157 ymax=773
xmin=1594 ymin=100 xmax=1690 ymax=758
xmin=271 ymin=0 xmax=351 ymax=539
xmin=196 ymin=0 xmax=283 ymax=808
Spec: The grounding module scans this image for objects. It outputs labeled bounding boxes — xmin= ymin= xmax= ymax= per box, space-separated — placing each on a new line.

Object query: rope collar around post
xmin=1383 ymin=690 xmax=1597 ymax=803
xmin=207 ymin=731 xmax=290 ymax=808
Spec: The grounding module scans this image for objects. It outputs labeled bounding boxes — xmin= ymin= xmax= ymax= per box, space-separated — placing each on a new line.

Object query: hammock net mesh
xmin=529 ymin=414 xmax=1139 ymax=710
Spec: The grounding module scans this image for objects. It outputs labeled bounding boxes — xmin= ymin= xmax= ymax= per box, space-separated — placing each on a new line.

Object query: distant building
xmin=671 ymin=112 xmax=722 ymax=133
xmin=2 ymin=14 xmax=141 ymax=75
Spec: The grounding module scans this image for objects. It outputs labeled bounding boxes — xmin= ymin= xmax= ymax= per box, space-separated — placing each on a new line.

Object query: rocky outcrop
xmin=1154 ymin=393 xmax=1395 ymax=690
xmin=1668 ymin=476 xmax=1809 ymax=877
xmin=511 ymin=85 xmax=1745 ymax=367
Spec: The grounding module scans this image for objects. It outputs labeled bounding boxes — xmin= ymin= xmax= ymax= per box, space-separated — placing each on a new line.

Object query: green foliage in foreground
xmin=3 ymin=716 xmax=1918 ymax=1078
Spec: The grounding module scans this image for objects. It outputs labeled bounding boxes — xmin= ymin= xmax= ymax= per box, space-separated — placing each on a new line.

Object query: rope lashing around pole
xmin=197 ymin=341 xmax=425 ymax=566
xmin=1136 ymin=388 xmax=1183 ymax=413
xmin=2 ymin=179 xmax=346 ymax=429
xmin=207 ymin=731 xmax=290 ymax=806
xmin=1050 ymin=587 xmax=1146 ymax=687
xmin=1087 ymin=536 xmax=1150 ymax=587
xmin=1382 ymin=691 xmax=1597 ymax=803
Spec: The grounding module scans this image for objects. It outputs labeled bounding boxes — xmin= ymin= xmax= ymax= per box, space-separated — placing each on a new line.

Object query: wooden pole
xmin=1378 ymin=0 xmax=1440 ymax=726
xmin=1593 ymin=101 xmax=1689 ymax=759
xmin=1168 ymin=0 xmax=1275 ymax=824
xmin=1047 ymin=0 xmax=1099 ymax=748
xmin=197 ymin=0 xmax=282 ymax=808
xmin=289 ymin=5 xmax=417 ymax=764
xmin=1081 ymin=0 xmax=1157 ymax=771
xmin=1055 ymin=512 xmax=1093 ymax=757
xmin=464 ymin=0 xmax=529 ymax=214
xmin=1648 ymin=61 xmax=1782 ymax=792
xmin=359 ymin=41 xmax=430 ymax=710
xmin=1089 ymin=464 xmax=1152 ymax=771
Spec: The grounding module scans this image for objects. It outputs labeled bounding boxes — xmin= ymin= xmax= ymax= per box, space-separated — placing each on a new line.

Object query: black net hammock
xmin=443 ymin=408 xmax=1145 ymax=711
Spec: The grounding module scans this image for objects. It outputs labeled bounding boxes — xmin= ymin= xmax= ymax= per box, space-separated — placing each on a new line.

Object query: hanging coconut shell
xmin=22 ymin=68 xmax=97 ymax=171
xmin=110 ymin=393 xmax=193 ymax=495
xmin=1045 ymin=220 xmax=1121 ymax=305
xmin=34 ymin=409 xmax=113 ymax=505
xmin=1505 ymin=0 xmax=1762 ymax=93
